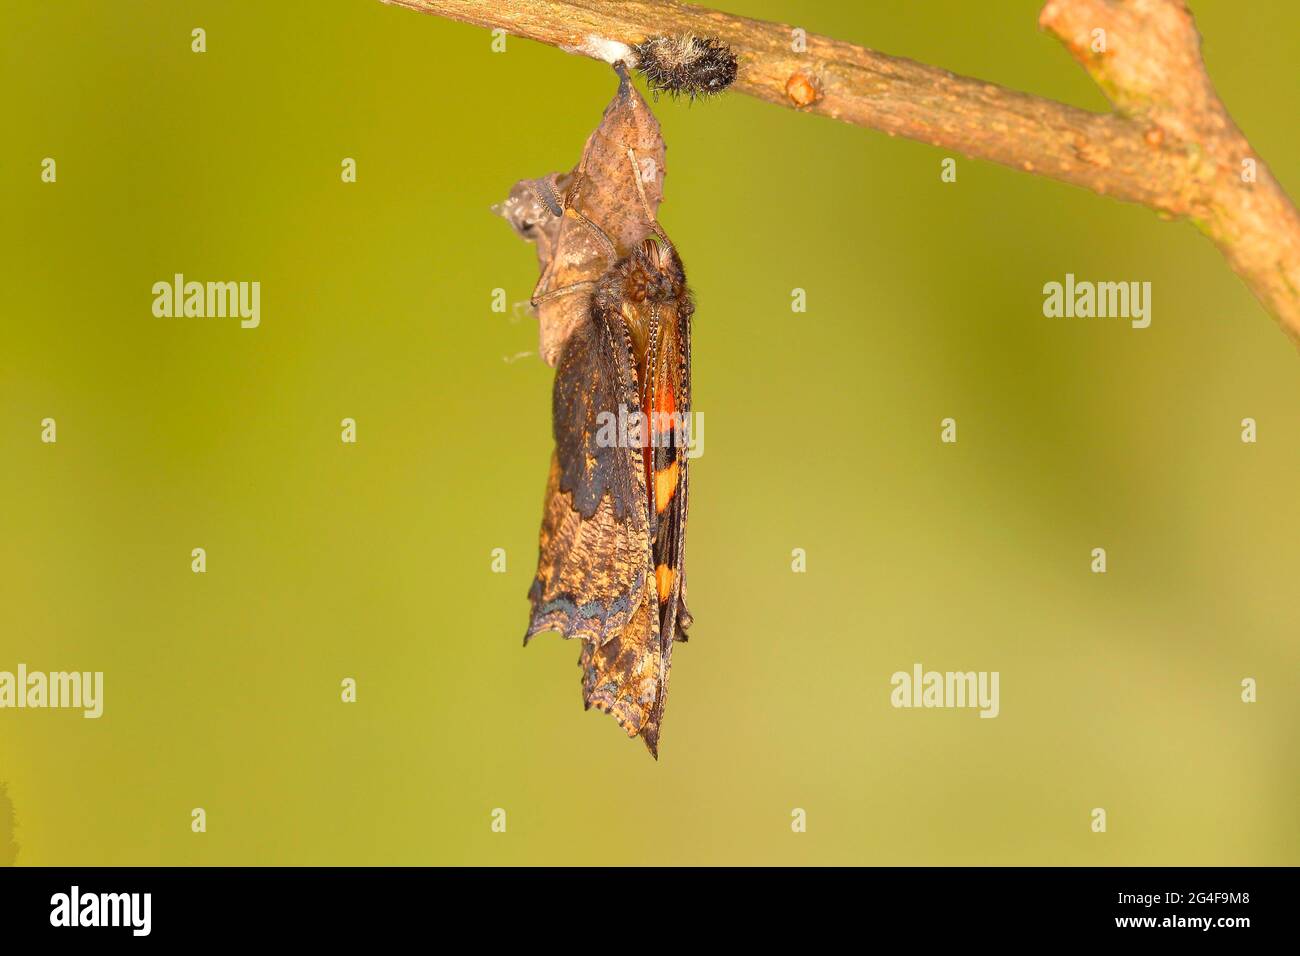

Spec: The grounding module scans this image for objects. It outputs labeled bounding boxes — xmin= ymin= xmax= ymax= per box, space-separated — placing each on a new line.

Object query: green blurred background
xmin=2 ymin=0 xmax=1298 ymax=866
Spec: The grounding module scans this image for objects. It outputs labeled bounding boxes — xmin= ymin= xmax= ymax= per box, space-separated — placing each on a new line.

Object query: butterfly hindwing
xmin=649 ymin=298 xmax=693 ymax=644
xmin=579 ymin=580 xmax=662 ymax=742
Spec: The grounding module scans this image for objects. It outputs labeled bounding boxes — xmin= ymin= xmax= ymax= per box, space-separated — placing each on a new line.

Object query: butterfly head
xmin=632 ymin=235 xmax=685 ymax=304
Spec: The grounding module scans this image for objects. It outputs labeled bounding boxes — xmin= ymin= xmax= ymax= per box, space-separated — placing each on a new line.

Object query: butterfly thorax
xmin=592 ymin=239 xmax=689 ymax=381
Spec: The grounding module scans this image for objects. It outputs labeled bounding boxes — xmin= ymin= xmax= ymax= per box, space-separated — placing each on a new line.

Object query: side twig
xmin=380 ymin=0 xmax=1300 ymax=346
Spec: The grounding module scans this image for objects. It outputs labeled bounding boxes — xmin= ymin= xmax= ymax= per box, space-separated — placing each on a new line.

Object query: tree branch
xmin=380 ymin=0 xmax=1300 ymax=346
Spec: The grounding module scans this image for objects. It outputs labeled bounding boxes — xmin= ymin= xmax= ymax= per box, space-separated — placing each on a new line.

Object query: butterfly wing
xmin=650 ymin=298 xmax=693 ymax=645
xmin=579 ymin=582 xmax=663 ymax=745
xmin=525 ymin=306 xmax=652 ymax=648
xmin=635 ymin=296 xmax=694 ymax=754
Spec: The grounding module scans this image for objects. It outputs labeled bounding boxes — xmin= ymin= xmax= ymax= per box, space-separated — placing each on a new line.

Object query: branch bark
xmin=380 ymin=0 xmax=1300 ymax=346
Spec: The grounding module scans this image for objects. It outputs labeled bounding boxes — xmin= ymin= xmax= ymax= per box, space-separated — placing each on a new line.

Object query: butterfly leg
xmin=532 ymin=280 xmax=596 ymax=307
xmin=527 ymin=174 xmax=617 ymax=309
xmin=626 ymin=147 xmax=673 ymax=247
xmin=559 ymin=172 xmax=619 ymax=264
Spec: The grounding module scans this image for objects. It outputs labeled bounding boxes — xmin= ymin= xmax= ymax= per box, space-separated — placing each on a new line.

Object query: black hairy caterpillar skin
xmin=632 ymin=35 xmax=738 ymax=100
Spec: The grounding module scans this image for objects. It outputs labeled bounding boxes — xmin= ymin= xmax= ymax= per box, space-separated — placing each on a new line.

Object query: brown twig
xmin=379 ymin=0 xmax=1300 ymax=346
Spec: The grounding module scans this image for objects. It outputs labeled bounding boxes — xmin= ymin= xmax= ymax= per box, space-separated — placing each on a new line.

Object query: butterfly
xmin=510 ymin=68 xmax=695 ymax=757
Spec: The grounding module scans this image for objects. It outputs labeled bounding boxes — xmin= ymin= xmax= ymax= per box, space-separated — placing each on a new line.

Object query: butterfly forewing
xmin=525 ymin=309 xmax=650 ymax=648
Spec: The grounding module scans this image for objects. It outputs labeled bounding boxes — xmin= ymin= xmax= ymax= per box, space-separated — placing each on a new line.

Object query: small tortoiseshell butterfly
xmin=508 ymin=67 xmax=695 ymax=757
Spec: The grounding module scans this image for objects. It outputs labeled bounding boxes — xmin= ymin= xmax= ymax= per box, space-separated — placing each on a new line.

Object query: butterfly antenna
xmin=524 ymin=177 xmax=564 ymax=218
